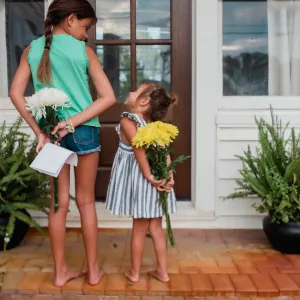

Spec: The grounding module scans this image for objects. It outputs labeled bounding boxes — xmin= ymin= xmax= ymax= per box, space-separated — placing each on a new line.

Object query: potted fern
xmin=0 ymin=118 xmax=50 ymax=250
xmin=226 ymin=107 xmax=300 ymax=254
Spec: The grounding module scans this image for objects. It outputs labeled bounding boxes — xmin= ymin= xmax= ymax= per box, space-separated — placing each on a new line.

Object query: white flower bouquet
xmin=26 ymin=88 xmax=71 ymax=212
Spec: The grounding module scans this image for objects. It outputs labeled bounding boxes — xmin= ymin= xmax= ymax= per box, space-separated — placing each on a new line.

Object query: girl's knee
xmin=49 ymin=204 xmax=68 ymax=217
xmin=58 ymin=192 xmax=71 ymax=207
xmin=149 ymin=218 xmax=163 ymax=236
xmin=76 ymin=199 xmax=95 ymax=212
xmin=75 ymin=190 xmax=95 ymax=210
xmin=133 ymin=219 xmax=150 ymax=234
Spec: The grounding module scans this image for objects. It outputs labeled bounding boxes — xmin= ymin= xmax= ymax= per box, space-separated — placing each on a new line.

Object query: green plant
xmin=0 ymin=117 xmax=50 ymax=249
xmin=226 ymin=106 xmax=300 ymax=224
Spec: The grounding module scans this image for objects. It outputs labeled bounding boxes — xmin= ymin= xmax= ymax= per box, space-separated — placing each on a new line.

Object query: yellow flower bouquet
xmin=132 ymin=121 xmax=190 ymax=246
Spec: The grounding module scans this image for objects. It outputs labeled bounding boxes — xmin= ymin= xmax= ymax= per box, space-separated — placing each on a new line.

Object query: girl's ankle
xmin=125 ymin=269 xmax=140 ymax=282
xmin=131 ymin=268 xmax=140 ymax=277
xmin=55 ymin=265 xmax=68 ymax=275
xmin=88 ymin=263 xmax=100 ymax=273
xmin=157 ymin=268 xmax=168 ymax=276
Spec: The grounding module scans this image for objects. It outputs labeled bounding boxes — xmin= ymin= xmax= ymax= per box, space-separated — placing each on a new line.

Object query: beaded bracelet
xmin=65 ymin=119 xmax=75 ymax=133
xmin=68 ymin=119 xmax=75 ymax=131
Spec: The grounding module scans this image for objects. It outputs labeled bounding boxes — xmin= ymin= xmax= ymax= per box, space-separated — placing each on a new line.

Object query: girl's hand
xmin=52 ymin=121 xmax=67 ymax=136
xmin=164 ymin=177 xmax=175 ymax=193
xmin=54 ymin=128 xmax=69 ymax=146
xmin=36 ymin=133 xmax=50 ymax=153
xmin=147 ymin=175 xmax=166 ymax=192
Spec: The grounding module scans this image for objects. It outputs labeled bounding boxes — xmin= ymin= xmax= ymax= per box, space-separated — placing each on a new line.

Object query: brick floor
xmin=2 ymin=229 xmax=300 ymax=299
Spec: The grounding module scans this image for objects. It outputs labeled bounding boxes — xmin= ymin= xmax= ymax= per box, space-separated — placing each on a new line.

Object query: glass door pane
xmin=5 ymin=0 xmax=44 ymax=96
xmin=136 ymin=45 xmax=171 ymax=90
xmin=136 ymin=0 xmax=171 ymax=39
xmin=96 ymin=0 xmax=130 ymax=40
xmin=96 ymin=45 xmax=131 ymax=101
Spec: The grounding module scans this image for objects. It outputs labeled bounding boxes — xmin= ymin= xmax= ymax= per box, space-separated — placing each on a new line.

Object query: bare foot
xmin=54 ymin=270 xmax=85 ymax=287
xmin=148 ymin=270 xmax=169 ymax=283
xmin=89 ymin=269 xmax=105 ymax=286
xmin=124 ymin=269 xmax=139 ymax=283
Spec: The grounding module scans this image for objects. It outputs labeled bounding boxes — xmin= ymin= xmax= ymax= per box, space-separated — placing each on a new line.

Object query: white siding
xmin=0 ymin=100 xmax=35 ymax=139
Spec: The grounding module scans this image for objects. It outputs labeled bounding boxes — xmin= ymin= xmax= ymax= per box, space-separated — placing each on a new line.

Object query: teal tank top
xmin=28 ymin=34 xmax=100 ymax=128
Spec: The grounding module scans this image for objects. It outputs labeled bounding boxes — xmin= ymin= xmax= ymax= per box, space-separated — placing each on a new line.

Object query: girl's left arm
xmin=67 ymin=46 xmax=116 ymax=127
xmin=10 ymin=46 xmax=43 ymax=137
xmin=10 ymin=46 xmax=50 ymax=153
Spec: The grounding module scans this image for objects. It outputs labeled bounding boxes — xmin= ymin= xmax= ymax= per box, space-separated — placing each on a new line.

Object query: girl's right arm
xmin=63 ymin=46 xmax=116 ymax=128
xmin=9 ymin=47 xmax=49 ymax=153
xmin=120 ymin=117 xmax=165 ymax=190
xmin=165 ymin=154 xmax=175 ymax=192
xmin=51 ymin=46 xmax=116 ymax=138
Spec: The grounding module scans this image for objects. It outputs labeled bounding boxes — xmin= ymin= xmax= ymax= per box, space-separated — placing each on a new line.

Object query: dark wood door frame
xmin=171 ymin=0 xmax=191 ymax=199
xmin=88 ymin=0 xmax=192 ymax=200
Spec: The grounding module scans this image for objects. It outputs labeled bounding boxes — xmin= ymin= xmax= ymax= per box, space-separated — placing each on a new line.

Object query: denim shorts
xmin=60 ymin=125 xmax=100 ymax=155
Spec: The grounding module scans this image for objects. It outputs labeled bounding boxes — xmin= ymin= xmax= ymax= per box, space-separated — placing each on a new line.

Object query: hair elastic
xmin=44 ymin=46 xmax=50 ymax=50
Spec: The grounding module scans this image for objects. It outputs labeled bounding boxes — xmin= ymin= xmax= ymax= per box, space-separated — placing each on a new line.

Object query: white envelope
xmin=30 ymin=143 xmax=78 ymax=177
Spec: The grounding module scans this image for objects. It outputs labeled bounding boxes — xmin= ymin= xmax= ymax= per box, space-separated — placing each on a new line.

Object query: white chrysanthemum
xmin=4 ymin=237 xmax=10 ymax=243
xmin=26 ymin=88 xmax=71 ymax=120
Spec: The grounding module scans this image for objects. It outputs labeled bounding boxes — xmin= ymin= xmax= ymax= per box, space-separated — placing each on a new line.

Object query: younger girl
xmin=106 ymin=83 xmax=177 ymax=283
xmin=10 ymin=0 xmax=116 ymax=286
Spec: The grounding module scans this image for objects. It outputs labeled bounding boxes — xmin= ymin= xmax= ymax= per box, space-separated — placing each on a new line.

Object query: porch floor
xmin=1 ymin=229 xmax=300 ymax=299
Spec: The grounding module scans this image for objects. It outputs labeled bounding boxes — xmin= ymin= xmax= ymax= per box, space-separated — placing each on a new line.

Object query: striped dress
xmin=105 ymin=112 xmax=177 ymax=218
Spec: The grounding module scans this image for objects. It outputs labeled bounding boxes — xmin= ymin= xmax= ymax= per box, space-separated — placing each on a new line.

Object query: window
xmin=222 ymin=0 xmax=300 ymax=96
xmin=0 ymin=0 xmax=44 ymax=97
xmin=93 ymin=0 xmax=171 ymax=102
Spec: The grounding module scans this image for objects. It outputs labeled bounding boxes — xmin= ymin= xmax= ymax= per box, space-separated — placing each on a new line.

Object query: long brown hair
xmin=138 ymin=83 xmax=177 ymax=122
xmin=37 ymin=0 xmax=97 ymax=84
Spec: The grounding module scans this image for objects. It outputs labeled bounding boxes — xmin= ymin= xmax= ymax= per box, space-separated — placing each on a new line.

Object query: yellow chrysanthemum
xmin=132 ymin=121 xmax=179 ymax=148
xmin=156 ymin=121 xmax=179 ymax=139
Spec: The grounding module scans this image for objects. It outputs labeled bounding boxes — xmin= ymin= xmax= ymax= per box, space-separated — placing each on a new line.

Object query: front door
xmin=88 ymin=0 xmax=192 ymax=201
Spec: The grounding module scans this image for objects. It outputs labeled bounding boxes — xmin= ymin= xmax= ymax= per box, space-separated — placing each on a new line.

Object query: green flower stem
xmin=146 ymin=145 xmax=189 ymax=247
xmin=43 ymin=107 xmax=60 ymax=213
xmin=160 ymin=190 xmax=174 ymax=247
xmin=53 ymin=177 xmax=59 ymax=213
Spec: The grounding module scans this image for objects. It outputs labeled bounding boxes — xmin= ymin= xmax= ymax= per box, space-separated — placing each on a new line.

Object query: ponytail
xmin=37 ymin=17 xmax=53 ymax=84
xmin=139 ymin=83 xmax=177 ymax=122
